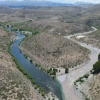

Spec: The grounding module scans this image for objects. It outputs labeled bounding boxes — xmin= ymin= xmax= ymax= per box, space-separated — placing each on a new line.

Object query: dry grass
xmin=0 ymin=6 xmax=91 ymax=35
xmin=20 ymin=32 xmax=90 ymax=69
xmin=79 ymin=74 xmax=100 ymax=100
xmin=18 ymin=18 xmax=90 ymax=36
xmin=74 ymin=29 xmax=100 ymax=48
xmin=0 ymin=27 xmax=44 ymax=100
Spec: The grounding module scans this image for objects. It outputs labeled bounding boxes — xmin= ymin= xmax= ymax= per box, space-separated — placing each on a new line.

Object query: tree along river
xmin=7 ymin=28 xmax=65 ymax=100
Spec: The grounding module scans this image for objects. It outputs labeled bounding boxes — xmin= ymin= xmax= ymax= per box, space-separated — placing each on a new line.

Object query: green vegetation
xmin=30 ymin=59 xmax=33 ymax=63
xmin=92 ymin=54 xmax=100 ymax=73
xmin=8 ymin=41 xmax=46 ymax=98
xmin=11 ymin=29 xmax=18 ymax=31
xmin=98 ymin=53 xmax=100 ymax=60
xmin=65 ymin=67 xmax=69 ymax=73
xmin=75 ymin=74 xmax=90 ymax=85
xmin=76 ymin=77 xmax=84 ymax=83
xmin=53 ymin=75 xmax=56 ymax=79
xmin=24 ymin=54 xmax=28 ymax=59
xmin=11 ymin=28 xmax=39 ymax=35
xmin=83 ymin=74 xmax=89 ymax=78
xmin=35 ymin=63 xmax=58 ymax=78
xmin=8 ymin=41 xmax=13 ymax=54
xmin=93 ymin=60 xmax=100 ymax=73
xmin=47 ymin=68 xmax=58 ymax=76
xmin=85 ymin=98 xmax=90 ymax=100
xmin=86 ymin=19 xmax=93 ymax=26
xmin=19 ymin=28 xmax=39 ymax=35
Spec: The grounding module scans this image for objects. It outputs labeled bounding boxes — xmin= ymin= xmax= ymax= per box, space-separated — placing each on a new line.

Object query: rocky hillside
xmin=79 ymin=73 xmax=100 ymax=100
xmin=20 ymin=32 xmax=90 ymax=69
xmin=74 ymin=29 xmax=100 ymax=48
xmin=0 ymin=27 xmax=44 ymax=100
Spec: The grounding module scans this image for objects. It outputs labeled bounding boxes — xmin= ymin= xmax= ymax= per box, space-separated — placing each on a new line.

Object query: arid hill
xmin=0 ymin=6 xmax=92 ymax=35
xmin=0 ymin=27 xmax=44 ymax=100
xmin=74 ymin=29 xmax=100 ymax=49
xmin=20 ymin=32 xmax=90 ymax=69
xmin=79 ymin=73 xmax=100 ymax=100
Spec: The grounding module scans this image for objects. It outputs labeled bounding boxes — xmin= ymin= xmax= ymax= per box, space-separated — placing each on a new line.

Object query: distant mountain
xmin=74 ymin=2 xmax=95 ymax=8
xmin=74 ymin=2 xmax=93 ymax=5
xmin=0 ymin=1 xmax=73 ymax=7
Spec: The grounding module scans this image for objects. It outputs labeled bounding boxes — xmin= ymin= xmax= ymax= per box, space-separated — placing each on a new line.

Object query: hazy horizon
xmin=0 ymin=0 xmax=100 ymax=4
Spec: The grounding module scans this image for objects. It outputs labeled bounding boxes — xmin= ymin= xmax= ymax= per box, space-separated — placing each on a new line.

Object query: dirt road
xmin=58 ymin=27 xmax=99 ymax=100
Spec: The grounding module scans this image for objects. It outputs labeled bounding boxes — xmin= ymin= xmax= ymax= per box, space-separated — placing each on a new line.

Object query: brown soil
xmin=74 ymin=29 xmax=100 ymax=48
xmin=79 ymin=74 xmax=100 ymax=100
xmin=0 ymin=27 xmax=44 ymax=100
xmin=20 ymin=32 xmax=90 ymax=70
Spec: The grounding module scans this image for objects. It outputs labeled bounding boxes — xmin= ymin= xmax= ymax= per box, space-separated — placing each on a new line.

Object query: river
xmin=7 ymin=29 xmax=65 ymax=100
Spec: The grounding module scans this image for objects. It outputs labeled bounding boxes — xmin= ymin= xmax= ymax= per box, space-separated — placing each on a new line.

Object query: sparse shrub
xmin=30 ymin=59 xmax=33 ymax=63
xmin=85 ymin=98 xmax=90 ymax=100
xmin=53 ymin=75 xmax=56 ymax=79
xmin=98 ymin=53 xmax=100 ymax=60
xmin=84 ymin=74 xmax=89 ymax=78
xmin=65 ymin=67 xmax=69 ymax=73
xmin=24 ymin=54 xmax=28 ymax=59
xmin=7 ymin=41 xmax=45 ymax=96
xmin=93 ymin=60 xmax=100 ymax=73
xmin=34 ymin=85 xmax=38 ymax=89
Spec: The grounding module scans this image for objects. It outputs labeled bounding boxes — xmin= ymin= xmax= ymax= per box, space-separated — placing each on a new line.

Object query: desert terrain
xmin=0 ymin=4 xmax=100 ymax=100
xmin=0 ymin=27 xmax=45 ymax=100
xmin=20 ymin=32 xmax=90 ymax=70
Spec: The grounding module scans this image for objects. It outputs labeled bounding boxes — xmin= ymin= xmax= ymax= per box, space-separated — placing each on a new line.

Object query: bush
xmin=41 ymin=92 xmax=45 ymax=98
xmin=85 ymin=98 xmax=90 ymax=100
xmin=92 ymin=53 xmax=100 ymax=73
xmin=30 ymin=59 xmax=33 ymax=63
xmin=34 ymin=85 xmax=38 ymax=89
xmin=65 ymin=67 xmax=69 ymax=73
xmin=19 ymin=28 xmax=39 ymax=36
xmin=76 ymin=77 xmax=84 ymax=83
xmin=98 ymin=53 xmax=100 ymax=60
xmin=93 ymin=60 xmax=100 ymax=73
xmin=84 ymin=74 xmax=89 ymax=78
xmin=7 ymin=41 xmax=45 ymax=96
xmin=24 ymin=54 xmax=28 ymax=59
xmin=53 ymin=75 xmax=56 ymax=79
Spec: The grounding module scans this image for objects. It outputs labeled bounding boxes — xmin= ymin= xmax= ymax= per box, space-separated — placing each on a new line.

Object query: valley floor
xmin=57 ymin=27 xmax=99 ymax=100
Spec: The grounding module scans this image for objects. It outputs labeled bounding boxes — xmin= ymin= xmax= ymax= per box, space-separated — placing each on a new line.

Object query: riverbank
xmin=0 ymin=27 xmax=46 ymax=100
xmin=58 ymin=27 xmax=99 ymax=100
xmin=9 ymin=30 xmax=65 ymax=100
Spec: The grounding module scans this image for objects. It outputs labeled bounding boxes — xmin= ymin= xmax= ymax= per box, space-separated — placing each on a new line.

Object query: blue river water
xmin=7 ymin=28 xmax=65 ymax=100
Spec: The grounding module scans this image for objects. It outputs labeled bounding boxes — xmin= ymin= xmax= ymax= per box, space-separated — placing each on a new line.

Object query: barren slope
xmin=79 ymin=73 xmax=100 ymax=100
xmin=0 ymin=27 xmax=44 ymax=100
xmin=20 ymin=33 xmax=90 ymax=69
xmin=19 ymin=18 xmax=90 ymax=36
xmin=74 ymin=29 xmax=100 ymax=48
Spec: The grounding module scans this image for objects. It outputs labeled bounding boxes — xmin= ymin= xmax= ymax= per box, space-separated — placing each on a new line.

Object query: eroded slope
xmin=20 ymin=33 xmax=90 ymax=69
xmin=0 ymin=27 xmax=44 ymax=100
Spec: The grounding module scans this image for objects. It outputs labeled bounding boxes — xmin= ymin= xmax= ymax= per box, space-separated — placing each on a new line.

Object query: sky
xmin=48 ymin=0 xmax=100 ymax=3
xmin=1 ymin=0 xmax=100 ymax=4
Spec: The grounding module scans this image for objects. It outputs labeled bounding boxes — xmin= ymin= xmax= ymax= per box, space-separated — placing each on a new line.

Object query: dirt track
xmin=58 ymin=27 xmax=99 ymax=100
